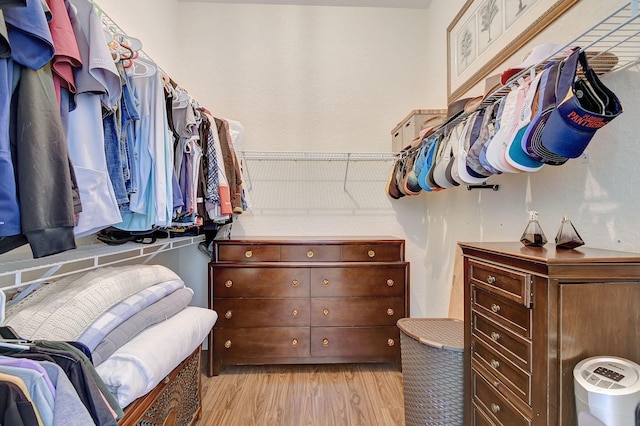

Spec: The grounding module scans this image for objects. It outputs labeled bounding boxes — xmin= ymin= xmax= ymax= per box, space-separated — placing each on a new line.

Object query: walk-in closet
xmin=1 ymin=0 xmax=639 ymax=425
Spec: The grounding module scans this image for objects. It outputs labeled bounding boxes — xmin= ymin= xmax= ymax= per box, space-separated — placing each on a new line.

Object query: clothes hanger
xmin=0 ymin=341 xmax=31 ymax=351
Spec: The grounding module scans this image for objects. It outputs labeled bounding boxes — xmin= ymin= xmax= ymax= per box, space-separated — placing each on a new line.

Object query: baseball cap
xmin=467 ymin=101 xmax=498 ymax=177
xmin=505 ymin=70 xmax=545 ymax=172
xmin=521 ymin=60 xmax=569 ymax=166
xmin=432 ymin=123 xmax=464 ymax=188
xmin=540 ymin=49 xmax=623 ymax=158
xmin=484 ymin=86 xmax=522 ymax=173
xmin=500 ymin=43 xmax=566 ymax=85
xmin=418 ymin=134 xmax=441 ymax=191
xmin=412 ymin=139 xmax=432 ymax=192
xmin=456 ymin=111 xmax=489 ymax=184
xmin=479 ymin=98 xmax=506 ymax=175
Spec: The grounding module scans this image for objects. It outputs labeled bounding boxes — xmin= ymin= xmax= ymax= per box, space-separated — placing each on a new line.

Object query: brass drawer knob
xmin=388 ymin=339 xmax=395 ymax=347
xmin=387 ymin=308 xmax=395 ymax=316
xmin=307 ymin=250 xmax=314 ymax=258
xmin=490 ymin=332 xmax=501 ymax=342
xmin=368 ymin=250 xmax=376 ymax=258
xmin=490 ymin=403 xmax=501 ymax=414
xmin=292 ymin=309 xmax=299 ymax=318
xmin=491 ymin=359 xmax=500 ymax=369
xmin=487 ymin=275 xmax=496 ymax=284
xmin=491 ymin=304 xmax=501 ymax=313
xmin=245 ymin=250 xmax=253 ymax=258
xmin=292 ymin=339 xmax=299 ymax=347
xmin=387 ymin=279 xmax=395 ymax=287
xmin=322 ymin=338 xmax=330 ymax=347
xmin=323 ymin=279 xmax=330 ymax=287
xmin=323 ymin=309 xmax=330 ymax=317
xmin=225 ymin=310 xmax=233 ymax=320
xmin=225 ymin=280 xmax=233 ymax=288
xmin=292 ymin=279 xmax=299 ymax=287
xmin=224 ymin=340 xmax=232 ymax=349
xmin=162 ymin=376 xmax=170 ymax=384
xmin=493 ymin=381 xmax=500 ymax=388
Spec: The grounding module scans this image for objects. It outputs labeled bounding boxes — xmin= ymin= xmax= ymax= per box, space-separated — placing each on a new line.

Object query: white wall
xmin=171 ymin=2 xmax=437 ymax=317
xmin=98 ymin=0 xmax=640 ymax=319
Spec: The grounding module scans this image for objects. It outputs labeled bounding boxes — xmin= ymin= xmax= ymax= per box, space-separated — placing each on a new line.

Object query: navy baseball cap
xmin=521 ymin=59 xmax=569 ymax=166
xmin=541 ymin=49 xmax=623 ymax=158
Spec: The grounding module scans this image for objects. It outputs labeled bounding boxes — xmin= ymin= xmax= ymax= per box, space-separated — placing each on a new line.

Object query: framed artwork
xmin=447 ymin=0 xmax=580 ymax=103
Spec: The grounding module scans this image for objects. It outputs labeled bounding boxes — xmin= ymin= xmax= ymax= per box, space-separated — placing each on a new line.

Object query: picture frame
xmin=447 ymin=0 xmax=580 ymax=103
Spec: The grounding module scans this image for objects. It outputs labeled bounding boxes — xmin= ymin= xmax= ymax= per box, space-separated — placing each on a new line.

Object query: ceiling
xmin=177 ymin=0 xmax=433 ymax=8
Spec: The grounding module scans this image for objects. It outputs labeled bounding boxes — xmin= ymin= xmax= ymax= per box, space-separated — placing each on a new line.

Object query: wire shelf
xmin=482 ymin=0 xmax=640 ymax=107
xmin=239 ymin=151 xmax=397 ymax=213
xmin=0 ymin=235 xmax=205 ymax=291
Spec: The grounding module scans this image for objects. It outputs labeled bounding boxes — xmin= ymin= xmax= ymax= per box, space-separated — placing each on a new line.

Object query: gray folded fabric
xmin=92 ymin=288 xmax=193 ymax=366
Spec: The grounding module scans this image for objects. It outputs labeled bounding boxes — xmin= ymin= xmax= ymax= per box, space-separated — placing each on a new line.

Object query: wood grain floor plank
xmin=199 ymin=363 xmax=405 ymax=426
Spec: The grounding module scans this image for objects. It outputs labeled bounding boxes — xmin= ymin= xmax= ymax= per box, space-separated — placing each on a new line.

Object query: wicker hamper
xmin=397 ymin=318 xmax=464 ymax=426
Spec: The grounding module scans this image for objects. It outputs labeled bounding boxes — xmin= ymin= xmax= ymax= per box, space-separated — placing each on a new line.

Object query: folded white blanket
xmin=96 ymin=306 xmax=218 ymax=408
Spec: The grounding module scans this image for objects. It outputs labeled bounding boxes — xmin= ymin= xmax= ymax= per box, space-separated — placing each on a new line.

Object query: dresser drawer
xmin=212 ymin=266 xmax=310 ymax=298
xmin=310 ymin=266 xmax=406 ymax=297
xmin=215 ymin=327 xmax=310 ymax=358
xmin=341 ymin=243 xmax=403 ymax=262
xmin=473 ymin=368 xmax=531 ymax=426
xmin=214 ymin=299 xmax=311 ymax=328
xmin=472 ymin=311 xmax=532 ymax=371
xmin=310 ymin=326 xmax=399 ymax=358
xmin=280 ymin=245 xmax=341 ymax=262
xmin=472 ymin=336 xmax=531 ymax=405
xmin=472 ymin=286 xmax=531 ymax=338
xmin=473 ymin=401 xmax=499 ymax=426
xmin=217 ymin=243 xmax=281 ymax=262
xmin=469 ymin=260 xmax=532 ymax=307
xmin=310 ymin=297 xmax=405 ymax=327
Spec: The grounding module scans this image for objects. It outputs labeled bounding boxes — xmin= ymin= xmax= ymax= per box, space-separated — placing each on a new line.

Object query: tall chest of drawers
xmin=459 ymin=242 xmax=640 ymax=425
xmin=207 ymin=238 xmax=409 ymax=376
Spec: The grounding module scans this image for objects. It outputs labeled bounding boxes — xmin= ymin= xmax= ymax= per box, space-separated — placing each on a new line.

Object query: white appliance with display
xmin=574 ymin=356 xmax=640 ymax=426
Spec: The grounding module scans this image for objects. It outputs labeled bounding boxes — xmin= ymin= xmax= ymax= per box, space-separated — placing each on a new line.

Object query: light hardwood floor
xmin=199 ymin=363 xmax=405 ymax=426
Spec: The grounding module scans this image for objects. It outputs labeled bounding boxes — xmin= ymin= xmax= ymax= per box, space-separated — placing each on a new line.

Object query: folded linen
xmin=96 ymin=306 xmax=218 ymax=408
xmin=92 ymin=287 xmax=193 ymax=366
xmin=4 ymin=265 xmax=181 ymax=341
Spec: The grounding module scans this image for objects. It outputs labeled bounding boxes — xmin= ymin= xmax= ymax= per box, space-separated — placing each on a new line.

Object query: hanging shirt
xmin=45 ymin=0 xmax=82 ymax=106
xmin=0 ymin=364 xmax=55 ymax=426
xmin=0 ymin=59 xmax=20 ymax=237
xmin=0 ymin=0 xmax=55 ymax=240
xmin=66 ymin=0 xmax=122 ymax=237
xmin=0 ymin=357 xmax=56 ymax=398
xmin=39 ymin=361 xmax=95 ymax=426
xmin=69 ymin=0 xmax=120 ymax=110
xmin=4 ymin=0 xmax=54 ymax=71
xmin=116 ymin=59 xmax=173 ymax=231
xmin=5 ymin=1 xmax=76 ymax=257
xmin=0 ymin=374 xmax=40 ymax=426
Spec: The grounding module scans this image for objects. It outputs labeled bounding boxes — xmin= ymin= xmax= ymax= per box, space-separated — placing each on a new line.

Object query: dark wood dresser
xmin=459 ymin=242 xmax=640 ymax=425
xmin=206 ymin=237 xmax=409 ymax=376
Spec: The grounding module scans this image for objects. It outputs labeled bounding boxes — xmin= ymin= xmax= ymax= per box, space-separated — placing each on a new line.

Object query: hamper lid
xmin=397 ymin=318 xmax=463 ymax=352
